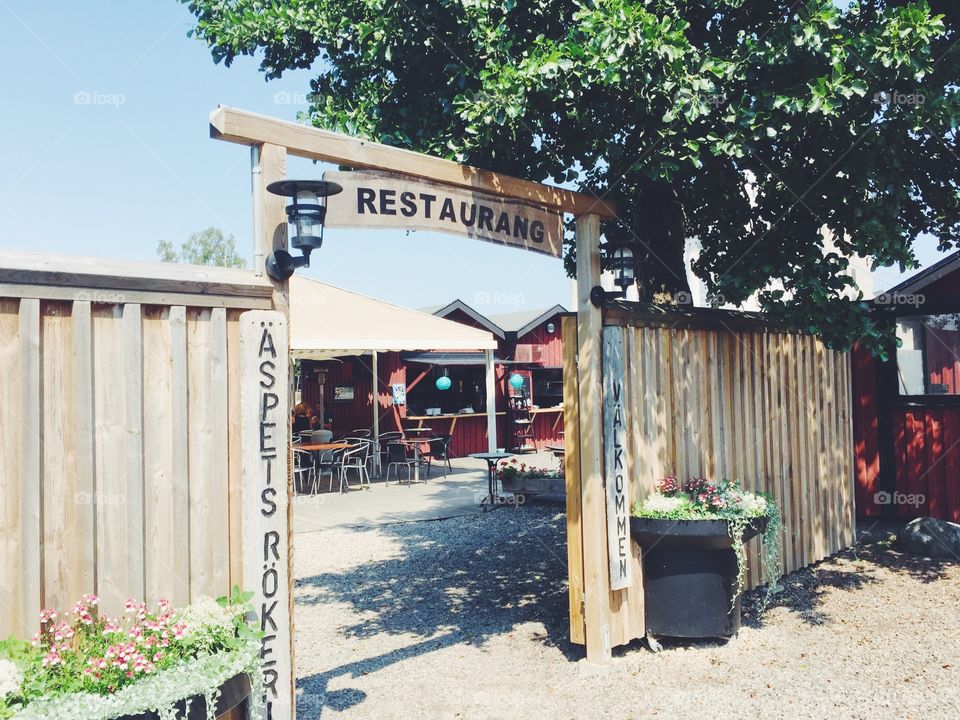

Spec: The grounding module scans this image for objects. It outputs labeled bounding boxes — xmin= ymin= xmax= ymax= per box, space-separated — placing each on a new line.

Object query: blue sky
xmin=0 ymin=1 xmax=945 ymax=310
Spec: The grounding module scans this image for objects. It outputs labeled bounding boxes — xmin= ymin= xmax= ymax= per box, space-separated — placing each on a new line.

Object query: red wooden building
xmin=299 ymin=300 xmax=568 ymax=457
xmin=853 ymin=251 xmax=960 ymax=521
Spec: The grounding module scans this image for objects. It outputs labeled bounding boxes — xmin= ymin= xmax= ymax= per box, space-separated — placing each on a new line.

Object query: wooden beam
xmin=211 ymin=106 xmax=617 ymax=220
xmin=0 ymin=250 xmax=273 ymax=301
xmin=574 ymin=213 xmax=612 ymax=664
xmin=0 ymin=282 xmax=272 ymax=310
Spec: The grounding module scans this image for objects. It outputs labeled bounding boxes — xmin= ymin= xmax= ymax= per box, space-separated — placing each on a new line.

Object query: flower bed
xmin=0 ymin=588 xmax=262 ymax=720
xmin=632 ymin=476 xmax=783 ymax=609
xmin=497 ymin=459 xmax=565 ymax=496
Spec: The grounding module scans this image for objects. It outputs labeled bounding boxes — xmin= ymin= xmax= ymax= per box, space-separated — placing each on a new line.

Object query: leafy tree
xmin=157 ymin=227 xmax=246 ymax=268
xmin=181 ymin=0 xmax=960 ymax=353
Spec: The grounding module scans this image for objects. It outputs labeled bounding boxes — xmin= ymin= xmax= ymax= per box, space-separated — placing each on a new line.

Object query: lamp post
xmin=589 ymin=239 xmax=636 ymax=306
xmin=264 ymin=179 xmax=343 ymax=281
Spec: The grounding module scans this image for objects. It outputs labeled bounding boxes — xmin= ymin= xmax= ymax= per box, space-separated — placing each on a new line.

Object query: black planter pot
xmin=116 ymin=672 xmax=251 ymax=720
xmin=630 ymin=517 xmax=767 ymax=641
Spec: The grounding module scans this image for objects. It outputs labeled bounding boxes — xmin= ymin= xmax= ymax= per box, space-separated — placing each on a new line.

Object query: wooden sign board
xmin=240 ymin=310 xmax=292 ymax=719
xmin=602 ymin=326 xmax=631 ymax=591
xmin=322 ymin=170 xmax=564 ymax=258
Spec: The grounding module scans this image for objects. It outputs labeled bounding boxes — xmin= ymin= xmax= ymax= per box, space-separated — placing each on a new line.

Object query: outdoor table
xmin=469 ymin=451 xmax=514 ymax=510
xmin=397 ymin=439 xmax=428 ymax=483
xmin=545 ymin=444 xmax=566 ymax=474
xmin=404 ymin=426 xmax=433 ymax=438
xmin=294 ymin=442 xmax=352 ymax=452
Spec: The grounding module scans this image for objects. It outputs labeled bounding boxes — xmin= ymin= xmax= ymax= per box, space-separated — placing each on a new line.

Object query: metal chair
xmin=422 ymin=434 xmax=453 ymax=478
xmin=337 ymin=441 xmax=371 ymax=492
xmin=378 ymin=431 xmax=403 ymax=473
xmin=384 ymin=441 xmax=418 ymax=485
xmin=349 ymin=428 xmax=372 ymax=438
xmin=320 ymin=447 xmax=346 ymax=492
xmin=293 ymin=448 xmax=316 ymax=494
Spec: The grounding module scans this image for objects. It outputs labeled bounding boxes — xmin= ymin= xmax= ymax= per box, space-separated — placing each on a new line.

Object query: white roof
xmin=290 ymin=276 xmax=497 ymax=359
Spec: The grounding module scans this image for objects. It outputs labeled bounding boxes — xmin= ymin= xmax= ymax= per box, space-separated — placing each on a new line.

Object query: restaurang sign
xmin=240 ymin=310 xmax=292 ymax=720
xmin=322 ymin=170 xmax=564 ymax=257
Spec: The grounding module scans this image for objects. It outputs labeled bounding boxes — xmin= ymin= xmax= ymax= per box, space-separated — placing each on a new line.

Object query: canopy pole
xmin=372 ymin=350 xmax=380 ymax=476
xmin=484 ymin=349 xmax=497 ymax=452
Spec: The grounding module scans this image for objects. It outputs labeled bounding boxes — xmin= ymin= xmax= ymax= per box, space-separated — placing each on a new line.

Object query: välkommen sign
xmin=322 ymin=170 xmax=564 ymax=257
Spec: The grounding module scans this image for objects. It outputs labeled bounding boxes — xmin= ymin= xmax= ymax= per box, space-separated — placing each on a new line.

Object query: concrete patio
xmin=293 ymin=451 xmax=562 ymax=532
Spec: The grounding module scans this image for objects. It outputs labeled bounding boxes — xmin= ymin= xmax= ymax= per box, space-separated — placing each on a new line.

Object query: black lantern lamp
xmin=264 ymin=179 xmax=343 ymax=281
xmin=590 ymin=239 xmax=636 ymax=306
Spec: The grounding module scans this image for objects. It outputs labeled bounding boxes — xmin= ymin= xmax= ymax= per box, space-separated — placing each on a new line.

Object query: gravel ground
xmin=294 ymin=505 xmax=960 ymax=720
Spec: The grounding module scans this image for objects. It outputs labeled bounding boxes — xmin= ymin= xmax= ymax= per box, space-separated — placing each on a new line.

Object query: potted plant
xmin=0 ymin=587 xmax=263 ymax=720
xmin=497 ymin=458 xmax=565 ymax=496
xmin=630 ymin=476 xmax=782 ymax=645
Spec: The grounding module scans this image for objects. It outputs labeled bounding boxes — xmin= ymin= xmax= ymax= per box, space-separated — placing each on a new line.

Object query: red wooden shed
xmin=853 ymin=251 xmax=960 ymax=521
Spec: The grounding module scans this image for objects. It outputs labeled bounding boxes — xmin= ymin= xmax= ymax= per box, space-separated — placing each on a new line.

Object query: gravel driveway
xmin=294 ymin=505 xmax=960 ymax=720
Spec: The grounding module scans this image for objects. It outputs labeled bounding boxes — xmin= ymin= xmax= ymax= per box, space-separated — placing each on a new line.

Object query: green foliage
xmin=157 ymin=227 xmax=246 ymax=268
xmin=181 ymin=0 xmax=960 ymax=355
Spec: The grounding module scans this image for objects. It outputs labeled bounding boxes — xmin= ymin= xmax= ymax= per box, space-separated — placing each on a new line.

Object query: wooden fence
xmin=563 ymin=305 xmax=856 ymax=649
xmin=0 ymin=252 xmax=273 ymax=640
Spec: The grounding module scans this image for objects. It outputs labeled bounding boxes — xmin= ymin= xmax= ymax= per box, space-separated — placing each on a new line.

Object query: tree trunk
xmin=606 ymin=176 xmax=690 ymax=301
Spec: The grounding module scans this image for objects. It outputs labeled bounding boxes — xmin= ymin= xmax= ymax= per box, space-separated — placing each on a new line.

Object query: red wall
xmin=513 ymin=318 xmax=565 ymax=368
xmin=893 ymin=407 xmax=960 ymax=521
xmin=852 ymin=344 xmax=881 ymax=516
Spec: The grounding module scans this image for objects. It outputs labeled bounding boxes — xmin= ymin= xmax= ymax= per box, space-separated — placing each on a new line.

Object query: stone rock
xmin=896 ymin=517 xmax=960 ymax=560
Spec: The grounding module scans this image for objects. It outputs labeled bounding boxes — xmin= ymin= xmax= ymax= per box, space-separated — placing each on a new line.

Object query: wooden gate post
xmin=574 ymin=213 xmax=613 ymax=664
xmin=250 ymin=142 xmax=296 ymax=718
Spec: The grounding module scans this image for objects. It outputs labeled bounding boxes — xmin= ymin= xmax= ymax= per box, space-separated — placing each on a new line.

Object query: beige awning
xmin=289 ymin=275 xmax=497 ymax=360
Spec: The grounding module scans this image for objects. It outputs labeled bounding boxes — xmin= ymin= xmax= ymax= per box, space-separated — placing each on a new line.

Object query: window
xmin=896 ymin=314 xmax=960 ymax=396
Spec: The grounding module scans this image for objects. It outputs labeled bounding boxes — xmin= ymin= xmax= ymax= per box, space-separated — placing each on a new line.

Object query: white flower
xmin=175 ymin=596 xmax=237 ymax=636
xmin=0 ymin=658 xmax=23 ymax=698
xmin=642 ymin=492 xmax=688 ymax=514
xmin=733 ymin=491 xmax=767 ymax=515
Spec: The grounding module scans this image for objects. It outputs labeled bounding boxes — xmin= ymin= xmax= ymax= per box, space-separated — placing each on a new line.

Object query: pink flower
xmin=83 ymin=594 xmax=99 ymax=606
xmin=39 ymin=608 xmax=57 ymax=623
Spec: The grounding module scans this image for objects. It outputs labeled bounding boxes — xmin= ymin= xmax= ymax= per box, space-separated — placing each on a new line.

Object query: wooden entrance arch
xmin=210 ymin=105 xmax=622 ymax=716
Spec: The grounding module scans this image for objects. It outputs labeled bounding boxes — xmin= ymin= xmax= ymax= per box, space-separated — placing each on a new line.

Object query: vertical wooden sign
xmin=240 ymin=310 xmax=292 ymax=720
xmin=602 ymin=326 xmax=631 ymax=591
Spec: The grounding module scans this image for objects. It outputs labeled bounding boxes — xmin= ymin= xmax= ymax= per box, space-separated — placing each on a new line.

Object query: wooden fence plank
xmin=188 ymin=309 xmax=216 ymax=598
xmin=561 ymin=316 xmax=585 ymax=645
xmin=73 ymin=301 xmax=96 ymax=600
xmin=143 ymin=307 xmax=177 ymax=606
xmin=41 ymin=302 xmax=79 ymax=611
xmin=0 ymin=300 xmax=24 ymax=637
xmin=20 ymin=298 xmax=41 ymax=629
xmin=123 ymin=305 xmax=145 ymax=602
xmin=210 ymin=307 xmax=230 ymax=595
xmin=227 ymin=310 xmax=244 ymax=591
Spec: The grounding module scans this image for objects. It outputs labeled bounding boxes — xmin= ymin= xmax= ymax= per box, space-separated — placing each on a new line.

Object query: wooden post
xmin=574 ymin=213 xmax=613 ymax=664
xmin=484 ymin=348 xmax=497 ymax=452
xmin=250 ymin=142 xmax=295 ymax=718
